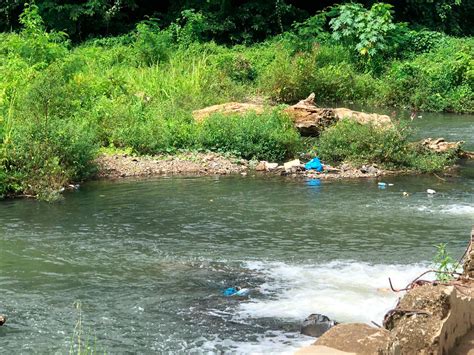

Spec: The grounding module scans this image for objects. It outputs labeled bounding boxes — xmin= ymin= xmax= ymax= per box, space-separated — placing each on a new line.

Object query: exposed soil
xmin=95 ymin=152 xmax=398 ymax=181
xmin=95 ymin=152 xmax=248 ymax=178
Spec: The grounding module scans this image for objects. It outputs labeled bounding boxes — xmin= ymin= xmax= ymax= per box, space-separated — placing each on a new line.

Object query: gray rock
xmin=367 ymin=165 xmax=379 ymax=175
xmin=301 ymin=313 xmax=338 ymax=337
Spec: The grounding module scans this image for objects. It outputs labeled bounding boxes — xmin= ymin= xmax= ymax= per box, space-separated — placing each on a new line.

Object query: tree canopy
xmin=1 ymin=1 xmax=472 ymax=42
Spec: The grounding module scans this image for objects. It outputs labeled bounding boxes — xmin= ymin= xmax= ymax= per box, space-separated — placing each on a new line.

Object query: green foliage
xmin=329 ymin=2 xmax=407 ymax=69
xmin=380 ymin=37 xmax=474 ymax=112
xmin=402 ymin=29 xmax=448 ymax=55
xmin=134 ymin=23 xmax=173 ymax=66
xmin=259 ymin=44 xmax=379 ymax=104
xmin=433 ymin=243 xmax=456 ymax=282
xmin=1 ymin=0 xmax=473 ymax=43
xmin=0 ymin=3 xmax=471 ymax=199
xmin=315 ymin=120 xmax=457 ymax=172
xmin=196 ymin=110 xmax=301 ymax=161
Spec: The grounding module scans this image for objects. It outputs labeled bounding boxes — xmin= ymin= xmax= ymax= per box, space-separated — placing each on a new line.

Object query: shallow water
xmin=0 ymin=114 xmax=473 ymax=353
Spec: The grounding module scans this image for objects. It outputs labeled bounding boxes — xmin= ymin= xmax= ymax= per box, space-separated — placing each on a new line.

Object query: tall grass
xmin=0 ymin=15 xmax=471 ymax=198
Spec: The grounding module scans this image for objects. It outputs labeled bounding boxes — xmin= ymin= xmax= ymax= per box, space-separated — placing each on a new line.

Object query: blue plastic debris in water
xmin=378 ymin=182 xmax=387 ymax=189
xmin=305 ymin=157 xmax=323 ymax=172
xmin=223 ymin=287 xmax=250 ymax=297
xmin=306 ymin=179 xmax=321 ymax=187
xmin=223 ymin=287 xmax=237 ymax=296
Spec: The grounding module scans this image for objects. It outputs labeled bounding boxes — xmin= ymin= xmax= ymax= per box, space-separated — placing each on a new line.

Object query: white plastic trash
xmin=427 ymin=189 xmax=436 ymax=194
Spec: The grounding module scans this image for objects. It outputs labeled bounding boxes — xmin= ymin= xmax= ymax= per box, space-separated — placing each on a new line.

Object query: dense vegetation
xmin=0 ymin=2 xmax=472 ymax=199
xmin=1 ymin=0 xmax=473 ymax=42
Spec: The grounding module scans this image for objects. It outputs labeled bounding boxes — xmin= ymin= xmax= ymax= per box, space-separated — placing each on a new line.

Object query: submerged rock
xmin=301 ymin=313 xmax=338 ymax=337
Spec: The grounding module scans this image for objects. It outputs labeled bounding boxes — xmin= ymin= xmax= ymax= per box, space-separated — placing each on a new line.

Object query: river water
xmin=0 ymin=114 xmax=473 ymax=353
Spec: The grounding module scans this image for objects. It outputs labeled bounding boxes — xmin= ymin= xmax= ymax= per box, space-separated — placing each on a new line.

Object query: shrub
xmin=379 ymin=37 xmax=474 ymax=112
xmin=134 ymin=23 xmax=173 ymax=66
xmin=315 ymin=120 xmax=456 ymax=172
xmin=329 ymin=3 xmax=401 ymax=63
xmin=196 ymin=110 xmax=300 ymax=161
xmin=3 ymin=117 xmax=97 ymax=200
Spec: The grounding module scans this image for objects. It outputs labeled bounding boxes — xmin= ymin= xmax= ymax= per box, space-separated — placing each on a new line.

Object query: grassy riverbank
xmin=0 ymin=3 xmax=472 ymax=199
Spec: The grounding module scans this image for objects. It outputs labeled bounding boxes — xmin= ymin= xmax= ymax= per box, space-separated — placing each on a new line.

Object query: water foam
xmin=197 ymin=331 xmax=314 ymax=355
xmin=196 ymin=260 xmax=432 ymax=353
xmin=239 ymin=260 xmax=430 ymax=324
xmin=416 ymin=204 xmax=474 ymax=216
xmin=440 ymin=204 xmax=474 ymax=216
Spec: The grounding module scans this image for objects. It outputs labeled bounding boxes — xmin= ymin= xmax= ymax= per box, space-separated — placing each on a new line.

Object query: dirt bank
xmin=94 ymin=152 xmax=398 ymax=181
xmin=297 ymin=227 xmax=474 ymax=355
xmin=95 ymin=152 xmax=248 ymax=178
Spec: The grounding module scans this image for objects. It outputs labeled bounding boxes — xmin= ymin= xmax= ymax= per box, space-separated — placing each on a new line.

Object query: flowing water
xmin=0 ymin=113 xmax=473 ymax=353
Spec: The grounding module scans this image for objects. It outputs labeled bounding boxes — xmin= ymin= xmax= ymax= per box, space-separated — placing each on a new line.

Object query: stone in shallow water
xmin=301 ymin=313 xmax=338 ymax=337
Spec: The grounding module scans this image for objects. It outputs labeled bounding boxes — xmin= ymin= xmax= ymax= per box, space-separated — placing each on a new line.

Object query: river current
xmin=0 ymin=114 xmax=473 ymax=353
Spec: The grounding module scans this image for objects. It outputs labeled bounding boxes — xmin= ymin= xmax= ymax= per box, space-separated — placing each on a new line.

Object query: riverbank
xmin=95 ymin=152 xmax=248 ymax=178
xmin=94 ymin=152 xmax=397 ymax=180
xmin=297 ymin=227 xmax=474 ymax=354
xmin=1 ymin=4 xmax=473 ymax=200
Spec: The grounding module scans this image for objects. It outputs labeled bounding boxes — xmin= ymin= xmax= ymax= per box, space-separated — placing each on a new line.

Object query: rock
xmin=422 ymin=137 xmax=463 ymax=154
xmin=367 ymin=165 xmax=379 ymax=175
xmin=256 ymin=161 xmax=279 ymax=172
xmin=192 ymin=94 xmax=393 ymax=136
xmin=0 ymin=315 xmax=6 ymax=326
xmin=266 ymin=162 xmax=279 ymax=171
xmin=255 ymin=161 xmax=268 ymax=171
xmin=301 ymin=314 xmax=338 ymax=337
xmin=314 ymin=323 xmax=390 ymax=354
xmin=193 ymin=102 xmax=264 ymax=122
xmin=333 ymin=108 xmax=392 ymax=127
xmin=284 ymin=159 xmax=302 ymax=173
xmin=340 ymin=163 xmax=351 ymax=172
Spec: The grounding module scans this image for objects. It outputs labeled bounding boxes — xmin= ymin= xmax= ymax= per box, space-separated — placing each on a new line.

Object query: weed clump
xmin=315 ymin=120 xmax=457 ymax=172
xmin=196 ymin=110 xmax=301 ymax=161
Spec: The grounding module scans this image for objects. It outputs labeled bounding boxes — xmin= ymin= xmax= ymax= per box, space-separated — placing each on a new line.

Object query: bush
xmin=134 ymin=23 xmax=173 ymax=66
xmin=4 ymin=116 xmax=98 ymax=200
xmin=196 ymin=110 xmax=300 ymax=161
xmin=379 ymin=37 xmax=474 ymax=112
xmin=315 ymin=120 xmax=456 ymax=172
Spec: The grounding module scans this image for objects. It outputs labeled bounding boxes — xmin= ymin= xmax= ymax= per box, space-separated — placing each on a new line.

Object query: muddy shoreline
xmin=94 ymin=152 xmax=405 ymax=181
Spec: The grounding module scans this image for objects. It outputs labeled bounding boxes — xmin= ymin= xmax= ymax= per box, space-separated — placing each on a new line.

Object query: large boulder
xmin=193 ymin=102 xmax=264 ymax=122
xmin=301 ymin=313 xmax=338 ymax=337
xmin=192 ymin=93 xmax=393 ymax=136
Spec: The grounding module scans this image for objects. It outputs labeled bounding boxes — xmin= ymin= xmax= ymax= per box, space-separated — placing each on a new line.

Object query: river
xmin=0 ymin=113 xmax=473 ymax=353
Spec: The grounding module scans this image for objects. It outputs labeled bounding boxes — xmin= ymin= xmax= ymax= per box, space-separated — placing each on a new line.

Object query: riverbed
xmin=0 ymin=113 xmax=473 ymax=353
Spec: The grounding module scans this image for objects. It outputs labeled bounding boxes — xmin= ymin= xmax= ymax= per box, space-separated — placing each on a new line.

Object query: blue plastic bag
xmin=305 ymin=157 xmax=323 ymax=172
xmin=223 ymin=287 xmax=237 ymax=296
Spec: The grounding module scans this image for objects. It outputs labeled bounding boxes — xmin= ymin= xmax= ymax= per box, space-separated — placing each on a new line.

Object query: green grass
xmin=0 ymin=19 xmax=471 ymax=198
xmin=314 ymin=120 xmax=458 ymax=172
